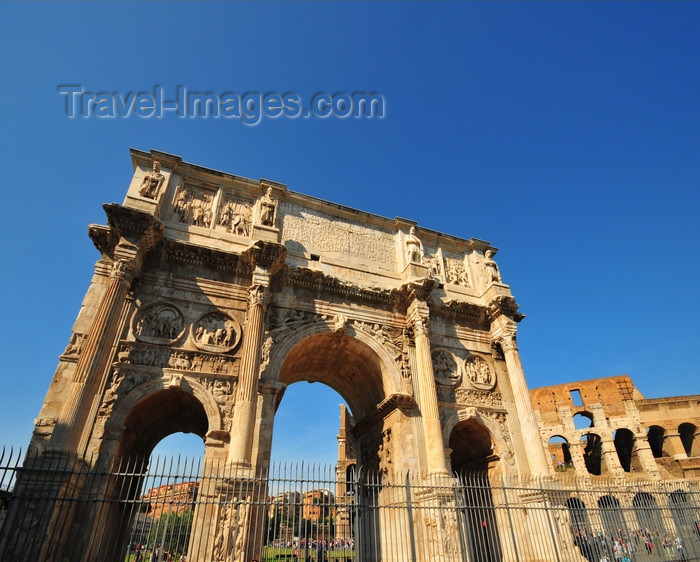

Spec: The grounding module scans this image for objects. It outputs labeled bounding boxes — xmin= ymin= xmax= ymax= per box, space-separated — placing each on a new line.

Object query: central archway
xmin=277 ymin=332 xmax=387 ymax=422
xmin=264 ymin=329 xmax=412 ymax=562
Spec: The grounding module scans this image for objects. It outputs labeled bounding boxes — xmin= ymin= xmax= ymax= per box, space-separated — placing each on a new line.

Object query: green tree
xmin=147 ymin=509 xmax=193 ymax=555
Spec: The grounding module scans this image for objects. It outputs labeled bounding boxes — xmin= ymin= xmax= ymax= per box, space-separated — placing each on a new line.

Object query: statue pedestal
xmin=402 ymin=261 xmax=429 ymax=282
xmin=252 ymin=224 xmax=279 ymax=243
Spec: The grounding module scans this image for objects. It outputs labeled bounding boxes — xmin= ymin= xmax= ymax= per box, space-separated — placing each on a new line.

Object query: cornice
xmin=432 ymin=298 xmax=489 ymax=327
xmin=390 ymin=278 xmax=436 ymax=309
xmin=89 ymin=224 xmax=119 ymax=258
xmin=239 ymin=240 xmax=287 ymax=275
xmin=284 ymin=267 xmax=397 ymax=305
xmin=351 ymin=393 xmax=416 ymax=438
xmin=103 ymin=203 xmax=164 ymax=250
xmin=161 ymin=238 xmax=244 ymax=276
xmin=88 ymin=205 xmax=163 ymax=262
xmin=487 ymin=294 xmax=525 ymax=323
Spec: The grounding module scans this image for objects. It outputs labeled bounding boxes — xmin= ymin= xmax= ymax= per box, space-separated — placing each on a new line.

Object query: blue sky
xmin=0 ymin=2 xmax=698 ymax=466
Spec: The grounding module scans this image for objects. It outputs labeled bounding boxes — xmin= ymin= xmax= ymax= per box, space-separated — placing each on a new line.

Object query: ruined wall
xmin=531 ymin=375 xmax=700 ymax=481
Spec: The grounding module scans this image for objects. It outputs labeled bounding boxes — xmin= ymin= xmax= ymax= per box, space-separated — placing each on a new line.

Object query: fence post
xmin=539 ymin=476 xmax=562 ymax=562
xmin=405 ymin=472 xmax=417 ymax=562
xmin=452 ymin=477 xmax=468 ymax=562
xmin=501 ymin=474 xmax=521 ymax=562
xmin=355 ymin=467 xmax=363 ymax=562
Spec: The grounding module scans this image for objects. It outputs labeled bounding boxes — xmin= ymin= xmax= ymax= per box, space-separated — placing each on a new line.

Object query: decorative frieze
xmin=172 ymin=184 xmax=216 ymax=228
xmin=445 ymin=258 xmax=470 ymax=287
xmin=454 ymin=388 xmax=504 ymax=409
xmin=431 ymin=348 xmax=462 ymax=387
xmin=115 ymin=341 xmax=237 ymax=375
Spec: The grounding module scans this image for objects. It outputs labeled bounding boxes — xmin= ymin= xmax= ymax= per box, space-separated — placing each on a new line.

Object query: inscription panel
xmin=280 ymin=203 xmax=396 ymax=268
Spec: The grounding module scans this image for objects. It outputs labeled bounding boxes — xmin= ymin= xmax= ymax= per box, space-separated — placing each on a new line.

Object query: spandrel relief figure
xmin=63 ymin=333 xmax=87 ymax=356
xmin=258 ymin=186 xmax=277 ymax=226
xmin=139 ymin=160 xmax=165 ymax=199
xmin=484 ymin=249 xmax=502 ymax=284
xmin=404 ymin=226 xmax=423 ymax=263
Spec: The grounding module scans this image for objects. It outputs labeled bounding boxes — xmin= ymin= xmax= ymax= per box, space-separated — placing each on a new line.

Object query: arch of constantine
xmin=0 ymin=149 xmax=698 ymax=562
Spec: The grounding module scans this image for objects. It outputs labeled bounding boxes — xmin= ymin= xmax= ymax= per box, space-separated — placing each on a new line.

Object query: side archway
xmin=449 ymin=417 xmax=503 ymax=562
xmin=106 ymin=376 xmax=224 ymax=462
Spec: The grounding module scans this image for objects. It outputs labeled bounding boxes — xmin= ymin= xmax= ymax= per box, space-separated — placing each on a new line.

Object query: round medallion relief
xmin=191 ymin=311 xmax=241 ymax=353
xmin=133 ymin=303 xmax=185 ymax=344
xmin=431 ymin=348 xmax=462 ymax=387
xmin=465 ymin=355 xmax=496 ymax=390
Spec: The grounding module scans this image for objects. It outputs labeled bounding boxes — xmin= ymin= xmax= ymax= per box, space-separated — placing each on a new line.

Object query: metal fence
xmin=0 ymin=447 xmax=699 ymax=562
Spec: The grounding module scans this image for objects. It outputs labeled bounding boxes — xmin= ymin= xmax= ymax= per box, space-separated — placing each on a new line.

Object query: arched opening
xmin=118 ymin=388 xmax=208 ymax=461
xmin=271 ymin=382 xmax=350 ymax=465
xmin=268 ymin=383 xmax=350 ymax=555
xmin=669 ymin=490 xmax=699 ymax=550
xmin=679 ymin=423 xmax=698 ymax=457
xmin=273 ymin=333 xmax=394 ymax=562
xmin=613 ymin=428 xmax=639 ymax=473
xmin=449 ymin=419 xmax=496 ymax=473
xmin=130 ymin=433 xmax=204 ymax=560
xmin=548 ymin=435 xmax=572 ymax=471
xmin=567 ymin=498 xmax=589 ymax=533
xmin=647 ymin=426 xmax=665 ymax=458
xmin=633 ymin=492 xmax=665 ymax=537
xmin=450 ymin=420 xmax=501 ymax=562
xmin=573 ymin=412 xmax=594 ymax=429
xmin=277 ymin=333 xmax=387 ymax=423
xmin=90 ymin=388 xmax=210 ymax=562
xmin=568 ymin=497 xmax=598 ymax=560
xmin=581 ymin=433 xmax=603 ymax=475
xmin=598 ymin=495 xmax=626 ymax=537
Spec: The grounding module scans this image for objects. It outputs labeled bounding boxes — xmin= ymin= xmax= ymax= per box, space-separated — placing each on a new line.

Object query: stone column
xmin=663 ymin=432 xmax=688 ymax=459
xmin=491 ymin=317 xmax=550 ymax=476
xmin=600 ymin=436 xmax=624 ymax=475
xmin=407 ymin=298 xmax=450 ymax=476
xmin=568 ymin=440 xmax=589 ymax=474
xmin=50 ymin=254 xmax=139 ymax=455
xmin=634 ymin=432 xmax=661 ymax=477
xmin=228 ymin=282 xmax=269 ymax=468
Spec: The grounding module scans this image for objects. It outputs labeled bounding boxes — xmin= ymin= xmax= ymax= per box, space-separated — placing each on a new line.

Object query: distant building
xmin=531 ymin=375 xmax=700 ymax=480
xmin=141 ymin=481 xmax=198 ymax=518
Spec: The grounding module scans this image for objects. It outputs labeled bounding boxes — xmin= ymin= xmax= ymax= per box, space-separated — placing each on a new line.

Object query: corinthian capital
xmin=498 ymin=331 xmax=518 ymax=352
xmin=249 ymin=284 xmax=268 ymax=308
xmin=407 ymin=299 xmax=430 ymax=336
xmin=110 ymin=259 xmax=137 ymax=285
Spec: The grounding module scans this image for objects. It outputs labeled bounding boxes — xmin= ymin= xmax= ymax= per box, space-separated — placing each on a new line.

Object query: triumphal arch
xmin=4 ymin=149 xmax=555 ymax=561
